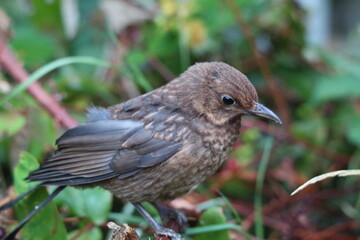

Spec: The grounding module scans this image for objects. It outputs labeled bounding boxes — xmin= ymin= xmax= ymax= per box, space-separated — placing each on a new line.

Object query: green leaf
xmin=346 ymin=115 xmax=360 ymax=147
xmin=27 ymin=107 xmax=58 ymax=160
xmin=67 ymin=227 xmax=102 ymax=240
xmin=196 ymin=198 xmax=225 ymax=212
xmin=254 ymin=137 xmax=273 ymax=239
xmin=14 ymin=152 xmax=39 ymax=192
xmin=56 ymin=187 xmax=112 ymax=225
xmin=109 ymin=212 xmax=145 ymax=226
xmin=13 ymin=152 xmax=67 ymax=240
xmin=219 ymin=179 xmax=253 ymax=199
xmin=193 ymin=207 xmax=232 ymax=240
xmin=291 ymin=118 xmax=327 ymax=145
xmin=11 ymin=26 xmax=58 ymax=66
xmin=31 ymin=0 xmax=62 ymax=30
xmin=312 ymin=75 xmax=360 ymax=103
xmin=187 ymin=223 xmax=240 ymax=235
xmin=0 ymin=113 xmax=26 ymax=136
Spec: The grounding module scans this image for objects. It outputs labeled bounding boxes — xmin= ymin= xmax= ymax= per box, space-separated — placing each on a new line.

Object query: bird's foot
xmin=153 ymin=203 xmax=188 ymax=233
xmin=133 ymin=203 xmax=183 ymax=240
xmin=154 ymin=225 xmax=182 ymax=240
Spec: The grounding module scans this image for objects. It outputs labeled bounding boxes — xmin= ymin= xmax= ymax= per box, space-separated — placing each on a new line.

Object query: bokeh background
xmin=1 ymin=0 xmax=360 ymax=239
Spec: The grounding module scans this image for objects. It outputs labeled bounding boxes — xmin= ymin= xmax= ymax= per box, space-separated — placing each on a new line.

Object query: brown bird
xmin=1 ymin=62 xmax=281 ymax=240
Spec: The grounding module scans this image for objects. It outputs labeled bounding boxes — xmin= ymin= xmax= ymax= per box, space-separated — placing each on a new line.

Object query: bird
xmin=0 ymin=62 xmax=281 ymax=240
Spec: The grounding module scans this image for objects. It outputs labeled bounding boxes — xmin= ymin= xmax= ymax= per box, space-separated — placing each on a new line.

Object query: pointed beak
xmin=248 ymin=102 xmax=282 ymax=124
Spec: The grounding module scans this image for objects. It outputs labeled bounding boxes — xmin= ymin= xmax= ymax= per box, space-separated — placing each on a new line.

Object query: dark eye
xmin=221 ymin=95 xmax=236 ymax=105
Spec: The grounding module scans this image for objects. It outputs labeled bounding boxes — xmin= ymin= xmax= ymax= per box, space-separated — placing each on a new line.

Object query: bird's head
xmin=173 ymin=62 xmax=282 ymax=125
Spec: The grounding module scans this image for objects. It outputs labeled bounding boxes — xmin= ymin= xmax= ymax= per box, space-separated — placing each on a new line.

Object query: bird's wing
xmin=27 ymin=120 xmax=182 ymax=186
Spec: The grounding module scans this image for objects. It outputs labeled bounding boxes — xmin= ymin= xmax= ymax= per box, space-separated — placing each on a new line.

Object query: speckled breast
xmin=101 ymin=118 xmax=241 ymax=203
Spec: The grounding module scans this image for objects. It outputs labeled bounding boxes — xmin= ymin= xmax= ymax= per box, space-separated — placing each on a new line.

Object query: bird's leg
xmin=133 ymin=203 xmax=182 ymax=240
xmin=152 ymin=203 xmax=188 ymax=233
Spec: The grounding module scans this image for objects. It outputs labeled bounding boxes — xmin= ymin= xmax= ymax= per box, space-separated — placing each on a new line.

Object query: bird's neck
xmin=190 ymin=116 xmax=241 ymax=148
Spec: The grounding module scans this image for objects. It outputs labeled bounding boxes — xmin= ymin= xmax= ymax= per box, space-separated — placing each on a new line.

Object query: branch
xmin=0 ymin=39 xmax=77 ymax=129
xmin=148 ymin=57 xmax=176 ymax=82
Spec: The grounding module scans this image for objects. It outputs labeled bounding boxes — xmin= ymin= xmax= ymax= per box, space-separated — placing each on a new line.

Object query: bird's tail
xmin=1 ymin=185 xmax=66 ymax=240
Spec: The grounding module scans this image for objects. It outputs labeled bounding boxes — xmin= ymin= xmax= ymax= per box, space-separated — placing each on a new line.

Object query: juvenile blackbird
xmin=1 ymin=62 xmax=281 ymax=240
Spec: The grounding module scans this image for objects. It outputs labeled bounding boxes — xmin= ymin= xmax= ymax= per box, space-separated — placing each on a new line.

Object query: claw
xmin=153 ymin=203 xmax=188 ymax=233
xmin=133 ymin=203 xmax=183 ymax=240
xmin=155 ymin=226 xmax=182 ymax=240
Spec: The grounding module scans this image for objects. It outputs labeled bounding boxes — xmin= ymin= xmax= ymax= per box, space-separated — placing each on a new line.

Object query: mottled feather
xmin=27 ymin=118 xmax=182 ymax=185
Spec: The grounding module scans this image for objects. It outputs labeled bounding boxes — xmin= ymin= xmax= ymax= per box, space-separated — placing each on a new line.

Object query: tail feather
xmin=0 ymin=183 xmax=42 ymax=211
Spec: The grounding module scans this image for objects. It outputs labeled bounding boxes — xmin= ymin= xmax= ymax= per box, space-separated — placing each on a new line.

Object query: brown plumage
xmin=3 ymin=62 xmax=281 ymax=240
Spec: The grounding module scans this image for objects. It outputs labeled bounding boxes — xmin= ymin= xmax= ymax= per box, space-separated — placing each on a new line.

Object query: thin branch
xmin=301 ymin=221 xmax=359 ymax=240
xmin=70 ymin=222 xmax=94 ymax=240
xmin=148 ymin=57 xmax=176 ymax=82
xmin=0 ymin=39 xmax=77 ymax=129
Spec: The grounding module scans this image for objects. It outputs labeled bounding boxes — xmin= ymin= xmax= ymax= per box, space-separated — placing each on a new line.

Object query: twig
xmin=148 ymin=57 xmax=176 ymax=82
xmin=107 ymin=222 xmax=140 ymax=240
xmin=301 ymin=221 xmax=359 ymax=240
xmin=62 ymin=216 xmax=85 ymax=223
xmin=0 ymin=39 xmax=77 ymax=128
xmin=69 ymin=222 xmax=94 ymax=240
xmin=223 ymin=0 xmax=291 ymax=128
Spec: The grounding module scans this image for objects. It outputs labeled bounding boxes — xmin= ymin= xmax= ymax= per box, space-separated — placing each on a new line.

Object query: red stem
xmin=0 ymin=39 xmax=77 ymax=129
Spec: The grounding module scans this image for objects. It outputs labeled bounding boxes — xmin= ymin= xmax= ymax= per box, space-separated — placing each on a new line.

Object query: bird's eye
xmin=221 ymin=95 xmax=236 ymax=105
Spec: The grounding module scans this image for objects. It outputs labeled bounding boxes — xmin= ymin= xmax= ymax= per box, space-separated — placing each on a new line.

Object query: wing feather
xmin=27 ymin=118 xmax=182 ymax=186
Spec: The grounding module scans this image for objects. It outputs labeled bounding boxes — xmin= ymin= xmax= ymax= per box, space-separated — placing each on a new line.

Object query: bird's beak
xmin=248 ymin=102 xmax=282 ymax=124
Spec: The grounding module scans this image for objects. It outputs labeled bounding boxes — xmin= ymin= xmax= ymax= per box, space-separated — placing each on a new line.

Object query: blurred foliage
xmin=194 ymin=207 xmax=232 ymax=240
xmin=1 ymin=0 xmax=360 ymax=239
xmin=14 ymin=152 xmax=66 ymax=240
